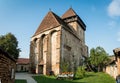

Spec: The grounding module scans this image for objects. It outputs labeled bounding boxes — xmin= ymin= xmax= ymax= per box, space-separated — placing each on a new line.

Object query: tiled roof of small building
xmin=113 ymin=48 xmax=120 ymax=53
xmin=34 ymin=11 xmax=68 ymax=36
xmin=109 ymin=56 xmax=115 ymax=61
xmin=113 ymin=48 xmax=120 ymax=56
xmin=17 ymin=58 xmax=29 ymax=64
xmin=62 ymin=8 xmax=77 ymax=19
xmin=107 ymin=56 xmax=116 ymax=65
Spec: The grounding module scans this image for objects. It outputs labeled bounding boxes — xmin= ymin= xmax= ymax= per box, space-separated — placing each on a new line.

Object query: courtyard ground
xmin=15 ymin=72 xmax=37 ymax=83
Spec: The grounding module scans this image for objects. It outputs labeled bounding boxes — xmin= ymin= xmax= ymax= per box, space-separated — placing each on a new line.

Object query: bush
xmin=61 ymin=62 xmax=69 ymax=72
xmin=74 ymin=66 xmax=86 ymax=79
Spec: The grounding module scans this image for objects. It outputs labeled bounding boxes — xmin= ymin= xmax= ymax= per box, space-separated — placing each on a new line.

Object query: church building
xmin=29 ymin=8 xmax=88 ymax=75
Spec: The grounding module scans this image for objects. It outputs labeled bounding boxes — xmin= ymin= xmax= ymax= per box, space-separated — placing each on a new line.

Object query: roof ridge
xmin=49 ymin=11 xmax=62 ymax=26
xmin=34 ymin=11 xmax=62 ymax=36
xmin=62 ymin=8 xmax=77 ymax=19
xmin=33 ymin=10 xmax=78 ymax=36
xmin=18 ymin=58 xmax=29 ymax=59
xmin=69 ymin=7 xmax=77 ymax=15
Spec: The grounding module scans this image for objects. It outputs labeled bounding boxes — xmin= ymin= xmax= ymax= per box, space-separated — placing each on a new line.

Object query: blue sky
xmin=0 ymin=0 xmax=120 ymax=58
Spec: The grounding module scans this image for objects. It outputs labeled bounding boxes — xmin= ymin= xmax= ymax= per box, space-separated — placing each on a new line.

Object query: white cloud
xmin=108 ymin=0 xmax=120 ymax=17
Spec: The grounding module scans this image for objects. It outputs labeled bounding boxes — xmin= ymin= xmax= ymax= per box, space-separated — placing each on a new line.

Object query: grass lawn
xmin=33 ymin=72 xmax=116 ymax=83
xmin=15 ymin=79 xmax=27 ymax=83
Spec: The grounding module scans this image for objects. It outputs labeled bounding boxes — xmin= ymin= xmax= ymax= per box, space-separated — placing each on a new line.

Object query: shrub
xmin=61 ymin=62 xmax=69 ymax=72
xmin=74 ymin=66 xmax=86 ymax=79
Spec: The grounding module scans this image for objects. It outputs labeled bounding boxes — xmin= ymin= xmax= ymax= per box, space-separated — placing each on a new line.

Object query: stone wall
xmin=113 ymin=48 xmax=120 ymax=76
xmin=68 ymin=21 xmax=85 ymax=44
xmin=106 ymin=48 xmax=120 ymax=78
xmin=68 ymin=21 xmax=88 ymax=57
xmin=29 ymin=41 xmax=36 ymax=73
xmin=30 ymin=24 xmax=88 ymax=75
xmin=105 ymin=64 xmax=117 ymax=78
xmin=0 ymin=49 xmax=16 ymax=83
xmin=61 ymin=26 xmax=86 ymax=72
xmin=30 ymin=26 xmax=61 ymax=75
xmin=16 ymin=64 xmax=29 ymax=72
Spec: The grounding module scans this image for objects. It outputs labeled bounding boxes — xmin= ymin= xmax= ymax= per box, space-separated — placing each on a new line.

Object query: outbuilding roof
xmin=17 ymin=58 xmax=29 ymax=64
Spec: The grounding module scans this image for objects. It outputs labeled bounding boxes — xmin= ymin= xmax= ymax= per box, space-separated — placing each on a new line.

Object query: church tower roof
xmin=62 ymin=8 xmax=86 ymax=31
xmin=62 ymin=8 xmax=77 ymax=19
xmin=34 ymin=11 xmax=66 ymax=36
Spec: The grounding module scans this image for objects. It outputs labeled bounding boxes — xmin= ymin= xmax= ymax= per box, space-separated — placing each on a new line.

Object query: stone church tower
xmin=29 ymin=8 xmax=88 ymax=75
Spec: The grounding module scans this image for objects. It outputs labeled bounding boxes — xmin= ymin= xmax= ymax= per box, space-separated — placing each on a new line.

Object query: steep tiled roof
xmin=17 ymin=58 xmax=29 ymax=64
xmin=113 ymin=48 xmax=120 ymax=56
xmin=109 ymin=56 xmax=115 ymax=61
xmin=107 ymin=56 xmax=115 ymax=65
xmin=33 ymin=9 xmax=86 ymax=37
xmin=34 ymin=11 xmax=67 ymax=36
xmin=113 ymin=48 xmax=120 ymax=53
xmin=62 ymin=8 xmax=86 ymax=30
xmin=62 ymin=8 xmax=77 ymax=19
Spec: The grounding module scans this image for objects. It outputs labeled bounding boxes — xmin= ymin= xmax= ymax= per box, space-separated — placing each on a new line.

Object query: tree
xmin=0 ymin=33 xmax=20 ymax=59
xmin=89 ymin=46 xmax=110 ymax=72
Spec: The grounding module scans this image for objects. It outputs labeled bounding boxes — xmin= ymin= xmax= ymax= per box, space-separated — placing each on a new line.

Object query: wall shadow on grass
xmin=32 ymin=75 xmax=86 ymax=83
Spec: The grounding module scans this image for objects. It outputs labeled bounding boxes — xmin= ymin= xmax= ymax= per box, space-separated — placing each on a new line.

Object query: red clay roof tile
xmin=34 ymin=11 xmax=65 ymax=36
xmin=33 ymin=8 xmax=85 ymax=37
xmin=17 ymin=58 xmax=29 ymax=64
xmin=62 ymin=8 xmax=77 ymax=19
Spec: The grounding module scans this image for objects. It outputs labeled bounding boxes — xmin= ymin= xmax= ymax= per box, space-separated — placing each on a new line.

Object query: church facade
xmin=29 ymin=8 xmax=88 ymax=75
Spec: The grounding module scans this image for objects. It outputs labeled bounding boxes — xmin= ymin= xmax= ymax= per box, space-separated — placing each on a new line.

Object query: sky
xmin=0 ymin=0 xmax=120 ymax=58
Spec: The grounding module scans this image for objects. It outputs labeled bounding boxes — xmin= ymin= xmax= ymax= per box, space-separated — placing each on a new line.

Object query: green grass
xmin=33 ymin=72 xmax=116 ymax=83
xmin=15 ymin=79 xmax=27 ymax=83
xmin=74 ymin=72 xmax=116 ymax=83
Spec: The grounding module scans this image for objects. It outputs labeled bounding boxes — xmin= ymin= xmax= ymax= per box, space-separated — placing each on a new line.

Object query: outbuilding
xmin=0 ymin=48 xmax=16 ymax=83
xmin=16 ymin=58 xmax=29 ymax=72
